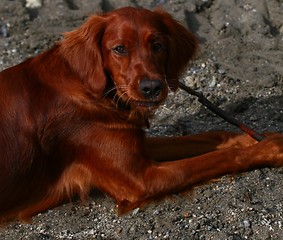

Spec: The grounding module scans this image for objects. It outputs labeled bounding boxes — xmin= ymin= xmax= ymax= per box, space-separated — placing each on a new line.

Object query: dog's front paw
xmin=246 ymin=134 xmax=283 ymax=168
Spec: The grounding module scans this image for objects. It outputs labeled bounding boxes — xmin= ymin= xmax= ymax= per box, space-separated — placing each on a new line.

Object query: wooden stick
xmin=178 ymin=81 xmax=265 ymax=142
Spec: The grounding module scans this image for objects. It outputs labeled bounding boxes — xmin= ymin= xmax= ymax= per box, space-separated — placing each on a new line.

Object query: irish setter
xmin=0 ymin=7 xmax=282 ymax=222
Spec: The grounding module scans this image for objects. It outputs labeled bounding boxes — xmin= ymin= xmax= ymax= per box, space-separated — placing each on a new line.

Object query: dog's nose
xmin=139 ymin=79 xmax=163 ymax=99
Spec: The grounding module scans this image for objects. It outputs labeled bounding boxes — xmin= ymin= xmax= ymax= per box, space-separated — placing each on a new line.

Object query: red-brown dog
xmin=0 ymin=7 xmax=282 ymax=222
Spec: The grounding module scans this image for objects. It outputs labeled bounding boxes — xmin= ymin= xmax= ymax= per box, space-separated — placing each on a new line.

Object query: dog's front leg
xmin=145 ymin=131 xmax=257 ymax=161
xmin=118 ymin=134 xmax=283 ymax=213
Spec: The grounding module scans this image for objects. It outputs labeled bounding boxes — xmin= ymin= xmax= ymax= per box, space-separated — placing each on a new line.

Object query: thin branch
xmin=178 ymin=81 xmax=265 ymax=142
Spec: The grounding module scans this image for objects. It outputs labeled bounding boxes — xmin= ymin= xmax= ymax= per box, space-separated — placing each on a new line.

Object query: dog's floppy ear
xmin=59 ymin=15 xmax=107 ymax=98
xmin=155 ymin=9 xmax=199 ymax=91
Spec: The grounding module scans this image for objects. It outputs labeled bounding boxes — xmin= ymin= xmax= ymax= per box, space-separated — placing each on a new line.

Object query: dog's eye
xmin=113 ymin=45 xmax=128 ymax=55
xmin=152 ymin=42 xmax=163 ymax=52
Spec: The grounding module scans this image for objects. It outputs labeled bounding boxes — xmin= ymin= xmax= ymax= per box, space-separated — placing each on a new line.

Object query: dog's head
xmin=60 ymin=7 xmax=198 ymax=113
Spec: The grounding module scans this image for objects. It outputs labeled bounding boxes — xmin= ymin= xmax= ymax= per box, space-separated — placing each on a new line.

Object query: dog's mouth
xmin=104 ymin=73 xmax=166 ymax=111
xmin=135 ymin=100 xmax=160 ymax=108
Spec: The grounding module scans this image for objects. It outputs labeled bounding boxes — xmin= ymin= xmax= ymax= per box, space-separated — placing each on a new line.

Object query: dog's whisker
xmin=115 ymin=91 xmax=129 ymax=108
xmin=103 ymin=86 xmax=118 ymax=98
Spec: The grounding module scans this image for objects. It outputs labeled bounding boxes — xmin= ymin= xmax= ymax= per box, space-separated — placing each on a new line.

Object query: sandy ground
xmin=0 ymin=0 xmax=283 ymax=239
